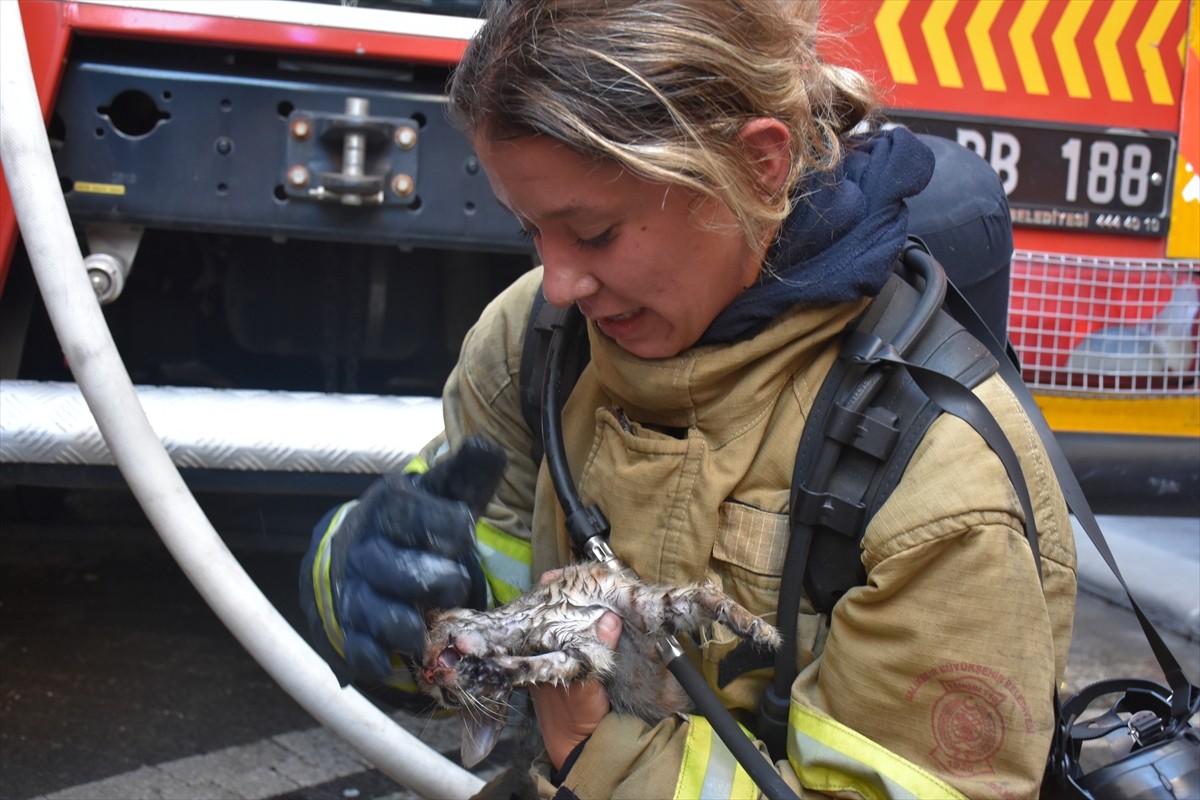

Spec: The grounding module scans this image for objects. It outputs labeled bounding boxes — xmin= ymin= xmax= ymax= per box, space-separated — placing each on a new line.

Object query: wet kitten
xmin=418 ymin=561 xmax=781 ymax=767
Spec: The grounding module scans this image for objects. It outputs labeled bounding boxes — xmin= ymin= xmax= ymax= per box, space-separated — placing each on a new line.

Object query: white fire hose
xmin=0 ymin=3 xmax=483 ymax=797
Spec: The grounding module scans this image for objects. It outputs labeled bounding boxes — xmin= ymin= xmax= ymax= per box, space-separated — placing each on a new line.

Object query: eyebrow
xmin=541 ymin=204 xmax=602 ymax=222
xmin=500 ymin=200 xmax=607 ymax=224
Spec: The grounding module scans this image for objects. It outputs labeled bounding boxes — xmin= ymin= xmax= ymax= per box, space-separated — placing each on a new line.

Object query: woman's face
xmin=474 ymin=136 xmax=762 ymax=359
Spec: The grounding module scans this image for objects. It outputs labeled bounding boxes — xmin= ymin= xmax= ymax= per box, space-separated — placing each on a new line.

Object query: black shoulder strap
xmin=758 ymin=242 xmax=1008 ymax=757
xmin=760 ymin=243 xmax=1198 ymax=761
xmin=519 ymin=284 xmax=590 ymax=466
xmin=794 ymin=242 xmax=1000 ymax=616
xmin=942 ymin=272 xmax=1200 ymax=734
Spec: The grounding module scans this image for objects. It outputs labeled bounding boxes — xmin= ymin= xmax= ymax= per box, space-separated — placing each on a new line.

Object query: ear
xmin=738 ymin=118 xmax=792 ymax=199
xmin=460 ymin=711 xmax=506 ymax=768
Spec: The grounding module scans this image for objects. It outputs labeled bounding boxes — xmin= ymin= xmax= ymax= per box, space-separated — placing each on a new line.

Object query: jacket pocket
xmin=697 ymin=502 xmax=789 ymax=713
xmin=704 ymin=501 xmax=830 ymax=708
xmin=711 ymin=500 xmax=787 ymax=615
xmin=577 ymin=407 xmax=707 ymax=584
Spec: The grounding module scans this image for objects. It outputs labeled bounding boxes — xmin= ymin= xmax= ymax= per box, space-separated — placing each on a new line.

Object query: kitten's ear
xmin=460 ymin=714 xmax=505 ymax=768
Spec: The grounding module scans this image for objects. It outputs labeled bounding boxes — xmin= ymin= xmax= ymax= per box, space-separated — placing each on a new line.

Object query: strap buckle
xmin=1128 ymin=709 xmax=1165 ymax=747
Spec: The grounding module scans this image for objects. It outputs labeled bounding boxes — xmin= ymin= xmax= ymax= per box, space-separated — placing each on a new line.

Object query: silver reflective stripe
xmin=699 ymin=737 xmax=740 ymax=798
xmin=789 ymin=704 xmax=965 ymax=799
xmin=673 ymin=716 xmax=758 ymax=799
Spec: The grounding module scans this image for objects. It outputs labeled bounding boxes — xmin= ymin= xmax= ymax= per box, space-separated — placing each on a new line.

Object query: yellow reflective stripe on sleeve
xmin=399 ymin=452 xmax=531 ymax=604
xmin=788 ymin=704 xmax=965 ymax=800
xmin=314 ymin=456 xmax=445 ymax=695
xmin=312 ymin=500 xmax=360 ymax=659
xmin=474 ymin=519 xmax=532 ymax=605
xmin=673 ymin=715 xmax=760 ymax=800
xmin=313 ymin=495 xmax=427 ymax=695
xmin=384 ymin=653 xmax=420 ymax=693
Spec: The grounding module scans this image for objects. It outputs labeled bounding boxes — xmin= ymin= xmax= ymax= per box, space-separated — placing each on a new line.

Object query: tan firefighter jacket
xmin=420 ymin=266 xmax=1078 ymax=800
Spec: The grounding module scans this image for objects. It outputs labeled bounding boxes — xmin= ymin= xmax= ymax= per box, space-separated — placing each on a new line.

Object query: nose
xmin=539 ymin=244 xmax=600 ymax=308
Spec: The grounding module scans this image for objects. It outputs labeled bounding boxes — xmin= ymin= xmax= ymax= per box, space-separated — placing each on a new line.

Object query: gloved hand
xmin=300 ymin=436 xmax=507 ymax=685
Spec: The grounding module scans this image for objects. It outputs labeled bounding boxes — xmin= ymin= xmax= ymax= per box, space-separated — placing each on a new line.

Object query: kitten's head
xmin=419 ymin=608 xmax=514 ymax=768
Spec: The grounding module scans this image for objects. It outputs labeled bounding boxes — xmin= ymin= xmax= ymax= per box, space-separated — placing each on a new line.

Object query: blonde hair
xmin=448 ymin=0 xmax=878 ymax=245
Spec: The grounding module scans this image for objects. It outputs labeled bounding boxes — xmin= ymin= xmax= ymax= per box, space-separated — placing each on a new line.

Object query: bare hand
xmin=529 ymin=571 xmax=623 ymax=770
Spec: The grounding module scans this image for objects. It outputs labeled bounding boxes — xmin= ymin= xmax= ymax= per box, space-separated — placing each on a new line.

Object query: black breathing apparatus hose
xmin=540 ymin=305 xmax=800 ymax=800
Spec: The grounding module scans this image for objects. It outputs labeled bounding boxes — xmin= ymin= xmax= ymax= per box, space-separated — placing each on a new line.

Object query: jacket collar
xmin=585 ymin=298 xmax=866 ymax=447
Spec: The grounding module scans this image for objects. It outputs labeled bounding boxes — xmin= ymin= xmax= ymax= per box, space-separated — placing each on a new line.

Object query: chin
xmin=599 ymin=318 xmax=692 ymax=359
xmin=618 ymin=339 xmax=686 ymax=360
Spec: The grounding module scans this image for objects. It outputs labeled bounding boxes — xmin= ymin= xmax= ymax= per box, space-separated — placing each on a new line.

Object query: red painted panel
xmin=1 ymin=0 xmax=73 ymax=293
xmin=822 ymin=0 xmax=1189 ymax=132
xmin=64 ymin=3 xmax=469 ymax=64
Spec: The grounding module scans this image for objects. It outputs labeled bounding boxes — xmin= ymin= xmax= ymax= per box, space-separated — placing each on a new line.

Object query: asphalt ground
xmin=1071 ymin=514 xmax=1200 ymax=642
xmin=1 ymin=488 xmax=1197 ymax=800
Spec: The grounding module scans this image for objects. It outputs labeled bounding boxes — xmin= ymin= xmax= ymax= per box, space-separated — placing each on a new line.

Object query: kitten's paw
xmin=751 ymin=618 xmax=783 ymax=650
xmin=495 ymin=646 xmax=615 ymax=687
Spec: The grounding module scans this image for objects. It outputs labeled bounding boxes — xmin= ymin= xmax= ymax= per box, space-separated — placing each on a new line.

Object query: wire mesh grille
xmin=1008 ymin=251 xmax=1200 ymax=395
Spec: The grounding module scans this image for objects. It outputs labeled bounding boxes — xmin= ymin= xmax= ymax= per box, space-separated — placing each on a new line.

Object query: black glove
xmin=300 ymin=436 xmax=507 ymax=685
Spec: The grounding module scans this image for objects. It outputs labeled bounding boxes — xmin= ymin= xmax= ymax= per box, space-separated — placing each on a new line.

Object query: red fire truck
xmin=2 ymin=0 xmax=1197 ymax=514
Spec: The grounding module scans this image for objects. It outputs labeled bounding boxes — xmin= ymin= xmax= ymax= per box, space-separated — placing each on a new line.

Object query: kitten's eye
xmin=438 ymin=647 xmax=462 ymax=669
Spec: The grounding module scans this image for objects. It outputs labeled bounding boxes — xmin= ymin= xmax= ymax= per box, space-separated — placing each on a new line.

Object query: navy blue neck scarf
xmin=698 ymin=126 xmax=935 ymax=346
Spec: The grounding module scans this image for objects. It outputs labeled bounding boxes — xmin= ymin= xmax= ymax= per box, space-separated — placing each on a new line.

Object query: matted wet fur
xmin=418 ymin=561 xmax=782 ymax=767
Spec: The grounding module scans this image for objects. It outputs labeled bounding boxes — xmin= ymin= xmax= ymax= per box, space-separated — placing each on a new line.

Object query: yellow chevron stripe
xmin=1138 ymin=0 xmax=1181 ymax=105
xmin=1182 ymin=0 xmax=1199 ymax=66
xmin=1011 ymin=0 xmax=1050 ymax=95
xmin=1052 ymin=0 xmax=1093 ymax=99
xmin=1190 ymin=0 xmax=1199 ymax=60
xmin=966 ymin=0 xmax=1005 ymax=91
xmin=922 ymin=0 xmax=963 ymax=88
xmin=1096 ymin=0 xmax=1135 ymax=101
xmin=875 ymin=0 xmax=916 ymax=84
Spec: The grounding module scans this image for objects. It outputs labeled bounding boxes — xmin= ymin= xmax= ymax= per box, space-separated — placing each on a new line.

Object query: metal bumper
xmin=0 ymin=380 xmax=444 ymax=491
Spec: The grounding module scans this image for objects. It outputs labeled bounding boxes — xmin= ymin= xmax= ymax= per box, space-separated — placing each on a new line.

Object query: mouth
xmin=592 ymin=307 xmax=644 ymax=338
xmin=437 ymin=647 xmax=463 ymax=670
xmin=601 ymin=308 xmax=640 ymax=323
xmin=420 ymin=645 xmax=464 ymax=688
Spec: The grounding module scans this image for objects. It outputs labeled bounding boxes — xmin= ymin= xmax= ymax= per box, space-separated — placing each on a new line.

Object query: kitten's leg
xmin=658 ymin=585 xmax=782 ymax=649
xmin=494 ymin=643 xmax=616 ymax=688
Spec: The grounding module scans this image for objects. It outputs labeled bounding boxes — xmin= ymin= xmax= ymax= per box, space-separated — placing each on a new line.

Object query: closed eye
xmin=576 ymin=228 xmax=613 ymax=250
xmin=515 ymin=224 xmax=612 ymax=250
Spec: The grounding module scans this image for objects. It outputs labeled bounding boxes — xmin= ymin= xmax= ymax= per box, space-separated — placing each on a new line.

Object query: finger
xmin=417 ymin=436 xmax=507 ymax=514
xmin=348 ymin=542 xmax=473 ymax=608
xmin=367 ymin=485 xmax=476 ymax=557
xmin=529 ymin=680 xmax=611 ymax=724
xmin=596 ymin=611 xmax=622 ymax=648
xmin=342 ymin=629 xmax=394 ymax=683
xmin=338 ymin=581 xmax=429 ymax=657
